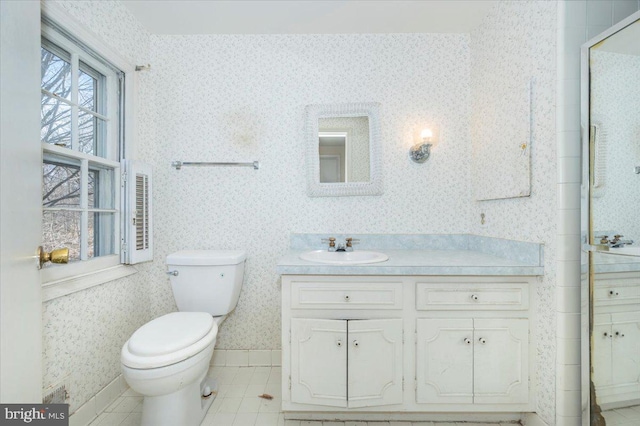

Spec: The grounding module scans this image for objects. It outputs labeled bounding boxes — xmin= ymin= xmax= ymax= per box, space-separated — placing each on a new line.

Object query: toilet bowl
xmin=121 ymin=312 xmax=218 ymax=426
xmin=121 ymin=250 xmax=246 ymax=426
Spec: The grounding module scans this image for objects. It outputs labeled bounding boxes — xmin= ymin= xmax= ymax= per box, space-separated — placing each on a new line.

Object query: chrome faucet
xmin=321 ymin=237 xmax=360 ymax=252
xmin=610 ymin=235 xmax=634 ymax=248
xmin=596 ymin=234 xmax=634 ymax=248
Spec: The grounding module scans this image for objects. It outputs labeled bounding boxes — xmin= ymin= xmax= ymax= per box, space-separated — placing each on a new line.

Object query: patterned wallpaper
xmin=147 ymin=32 xmax=473 ymax=350
xmin=469 ymin=1 xmax=558 ymax=423
xmin=591 ymin=50 xmax=640 ymax=244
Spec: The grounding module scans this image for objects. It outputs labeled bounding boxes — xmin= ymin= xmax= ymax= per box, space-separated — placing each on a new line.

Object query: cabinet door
xmin=416 ymin=319 xmax=473 ymax=404
xmin=290 ymin=319 xmax=347 ymax=407
xmin=593 ymin=314 xmax=613 ymax=388
xmin=611 ymin=312 xmax=640 ymax=394
xmin=347 ymin=319 xmax=403 ymax=408
xmin=473 ymin=318 xmax=528 ymax=404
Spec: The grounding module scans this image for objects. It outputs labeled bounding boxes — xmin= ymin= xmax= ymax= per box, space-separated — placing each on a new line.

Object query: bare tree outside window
xmin=41 ymin=44 xmax=112 ymax=262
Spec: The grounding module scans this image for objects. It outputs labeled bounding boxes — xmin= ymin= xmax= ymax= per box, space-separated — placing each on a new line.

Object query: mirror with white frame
xmin=305 ymin=103 xmax=383 ymax=197
xmin=582 ymin=13 xmax=640 ymax=425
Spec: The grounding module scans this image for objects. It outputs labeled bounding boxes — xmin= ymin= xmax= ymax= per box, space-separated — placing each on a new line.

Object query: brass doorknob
xmin=37 ymin=246 xmax=69 ymax=269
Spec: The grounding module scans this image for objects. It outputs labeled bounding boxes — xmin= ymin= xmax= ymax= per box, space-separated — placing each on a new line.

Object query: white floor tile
xmin=245 ymin=383 xmax=268 ymax=397
xmin=212 ymin=412 xmax=237 ymax=426
xmin=119 ymin=412 xmax=142 ymax=426
xmin=239 ymin=397 xmax=262 ymax=413
xmin=225 ymin=384 xmax=250 ymax=398
xmin=219 ymin=397 xmax=243 ymax=413
xmin=89 ymin=412 xmax=129 ymax=426
xmin=255 ymin=412 xmax=280 ymax=426
xmin=234 ymin=412 xmax=258 ymax=426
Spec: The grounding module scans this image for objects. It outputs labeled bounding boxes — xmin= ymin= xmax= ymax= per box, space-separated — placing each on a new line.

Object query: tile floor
xmin=601 ymin=405 xmax=640 ymax=426
xmin=88 ymin=366 xmax=520 ymax=426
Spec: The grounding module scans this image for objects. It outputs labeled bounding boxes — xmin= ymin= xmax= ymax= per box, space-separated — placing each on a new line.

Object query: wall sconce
xmin=409 ymin=128 xmax=437 ymax=163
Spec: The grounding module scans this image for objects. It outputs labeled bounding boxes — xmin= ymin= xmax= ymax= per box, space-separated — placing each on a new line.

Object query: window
xmin=40 ymin=22 xmax=123 ymax=280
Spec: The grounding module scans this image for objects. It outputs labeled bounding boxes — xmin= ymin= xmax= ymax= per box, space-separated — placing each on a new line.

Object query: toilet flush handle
xmin=166 ymin=270 xmax=179 ymax=276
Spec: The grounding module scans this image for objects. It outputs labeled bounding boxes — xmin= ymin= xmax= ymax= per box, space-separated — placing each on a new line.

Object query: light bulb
xmin=420 ymin=128 xmax=433 ymax=141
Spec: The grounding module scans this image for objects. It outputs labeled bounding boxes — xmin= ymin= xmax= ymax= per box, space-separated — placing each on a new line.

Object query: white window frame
xmin=41 ymin=2 xmax=139 ymax=300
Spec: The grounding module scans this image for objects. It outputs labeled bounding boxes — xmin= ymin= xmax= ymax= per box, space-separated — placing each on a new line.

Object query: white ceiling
xmin=121 ymin=0 xmax=497 ymax=35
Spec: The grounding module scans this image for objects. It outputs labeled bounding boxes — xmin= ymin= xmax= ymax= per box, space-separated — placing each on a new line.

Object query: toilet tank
xmin=166 ymin=250 xmax=246 ymax=316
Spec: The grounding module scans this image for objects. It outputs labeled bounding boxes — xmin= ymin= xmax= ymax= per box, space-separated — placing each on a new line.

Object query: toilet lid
xmin=121 ymin=312 xmax=217 ymax=369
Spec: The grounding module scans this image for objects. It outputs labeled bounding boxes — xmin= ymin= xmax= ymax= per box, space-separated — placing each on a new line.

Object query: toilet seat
xmin=122 ymin=312 xmax=218 ymax=369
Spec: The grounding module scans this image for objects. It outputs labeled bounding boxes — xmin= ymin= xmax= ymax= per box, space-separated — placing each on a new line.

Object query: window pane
xmin=88 ymin=212 xmax=115 ymax=258
xmin=41 ymin=95 xmax=71 ymax=148
xmin=42 ymin=210 xmax=81 ymax=262
xmin=42 ymin=159 xmax=81 ymax=208
xmin=41 ymin=47 xmax=71 ymax=100
xmin=78 ymin=68 xmax=96 ymax=112
xmin=79 ymin=112 xmax=107 ymax=157
xmin=88 ymin=165 xmax=115 ymax=209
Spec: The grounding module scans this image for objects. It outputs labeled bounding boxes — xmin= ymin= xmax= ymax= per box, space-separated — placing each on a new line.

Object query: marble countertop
xmin=593 ymin=252 xmax=640 ymax=274
xmin=276 ymin=248 xmax=544 ymax=276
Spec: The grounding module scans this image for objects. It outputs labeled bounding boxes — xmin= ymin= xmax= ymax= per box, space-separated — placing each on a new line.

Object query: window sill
xmin=42 ymin=264 xmax=138 ymax=302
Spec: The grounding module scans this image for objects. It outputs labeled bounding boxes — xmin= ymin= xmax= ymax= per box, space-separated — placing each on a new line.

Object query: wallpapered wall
xmin=591 ymin=50 xmax=640 ymax=243
xmin=470 ymin=1 xmax=558 ymax=424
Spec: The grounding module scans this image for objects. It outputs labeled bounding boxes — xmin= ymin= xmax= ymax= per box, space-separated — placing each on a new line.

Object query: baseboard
xmin=524 ymin=412 xmax=550 ymax=426
xmin=69 ymin=374 xmax=127 ymax=426
xmin=211 ymin=349 xmax=281 ymax=367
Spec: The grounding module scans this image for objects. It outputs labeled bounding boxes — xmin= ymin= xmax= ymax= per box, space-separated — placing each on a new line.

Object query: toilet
xmin=121 ymin=250 xmax=246 ymax=426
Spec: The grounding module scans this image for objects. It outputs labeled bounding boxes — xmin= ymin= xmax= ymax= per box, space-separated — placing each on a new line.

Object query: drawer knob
xmin=609 ymin=290 xmax=619 ymax=296
xmin=604 ymin=332 xmax=612 ymax=338
xmin=336 ymin=340 xmax=343 ymax=347
xmin=471 ymin=294 xmax=479 ymax=301
xmin=615 ymin=331 xmax=625 ymax=338
xmin=464 ymin=338 xmax=471 ymax=345
xmin=478 ymin=337 xmax=487 ymax=344
xmin=353 ymin=340 xmax=359 ymax=347
xmin=344 ymin=295 xmax=350 ymax=302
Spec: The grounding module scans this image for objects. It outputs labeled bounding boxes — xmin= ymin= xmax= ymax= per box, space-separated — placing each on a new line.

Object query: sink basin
xmin=299 ymin=250 xmax=389 ymax=265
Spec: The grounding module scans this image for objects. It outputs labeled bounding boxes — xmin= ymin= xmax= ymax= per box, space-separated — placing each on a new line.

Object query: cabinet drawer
xmin=594 ymin=280 xmax=640 ymax=306
xmin=291 ymin=281 xmax=403 ymax=310
xmin=416 ymin=282 xmax=528 ymax=311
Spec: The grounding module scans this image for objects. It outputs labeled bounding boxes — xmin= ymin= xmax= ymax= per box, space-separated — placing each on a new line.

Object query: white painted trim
xmin=43 ymin=264 xmax=137 ymax=302
xmin=524 ymin=412 xmax=550 ymax=426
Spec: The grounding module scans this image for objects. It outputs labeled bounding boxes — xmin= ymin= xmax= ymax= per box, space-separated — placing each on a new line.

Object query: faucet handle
xmin=345 ymin=237 xmax=360 ymax=247
xmin=613 ymin=234 xmax=624 ymax=240
xmin=600 ymin=235 xmax=609 ymax=244
xmin=321 ymin=237 xmax=336 ymax=250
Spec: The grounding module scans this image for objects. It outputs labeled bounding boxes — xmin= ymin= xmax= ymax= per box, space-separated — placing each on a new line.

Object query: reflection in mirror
xmin=318 ymin=117 xmax=370 ymax=183
xmin=305 ymin=103 xmax=382 ymax=197
xmin=588 ymin=17 xmax=640 ymax=425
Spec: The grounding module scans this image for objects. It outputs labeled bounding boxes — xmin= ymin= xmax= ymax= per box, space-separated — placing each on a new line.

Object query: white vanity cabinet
xmin=415 ymin=281 xmax=530 ymax=406
xmin=290 ymin=318 xmax=403 ymax=408
xmin=592 ymin=272 xmax=640 ymax=407
xmin=281 ymin=275 xmax=536 ymax=418
xmin=416 ymin=318 xmax=528 ymax=405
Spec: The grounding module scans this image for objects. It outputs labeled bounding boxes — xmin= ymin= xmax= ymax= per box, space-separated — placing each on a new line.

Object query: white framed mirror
xmin=305 ymin=103 xmax=383 ymax=197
